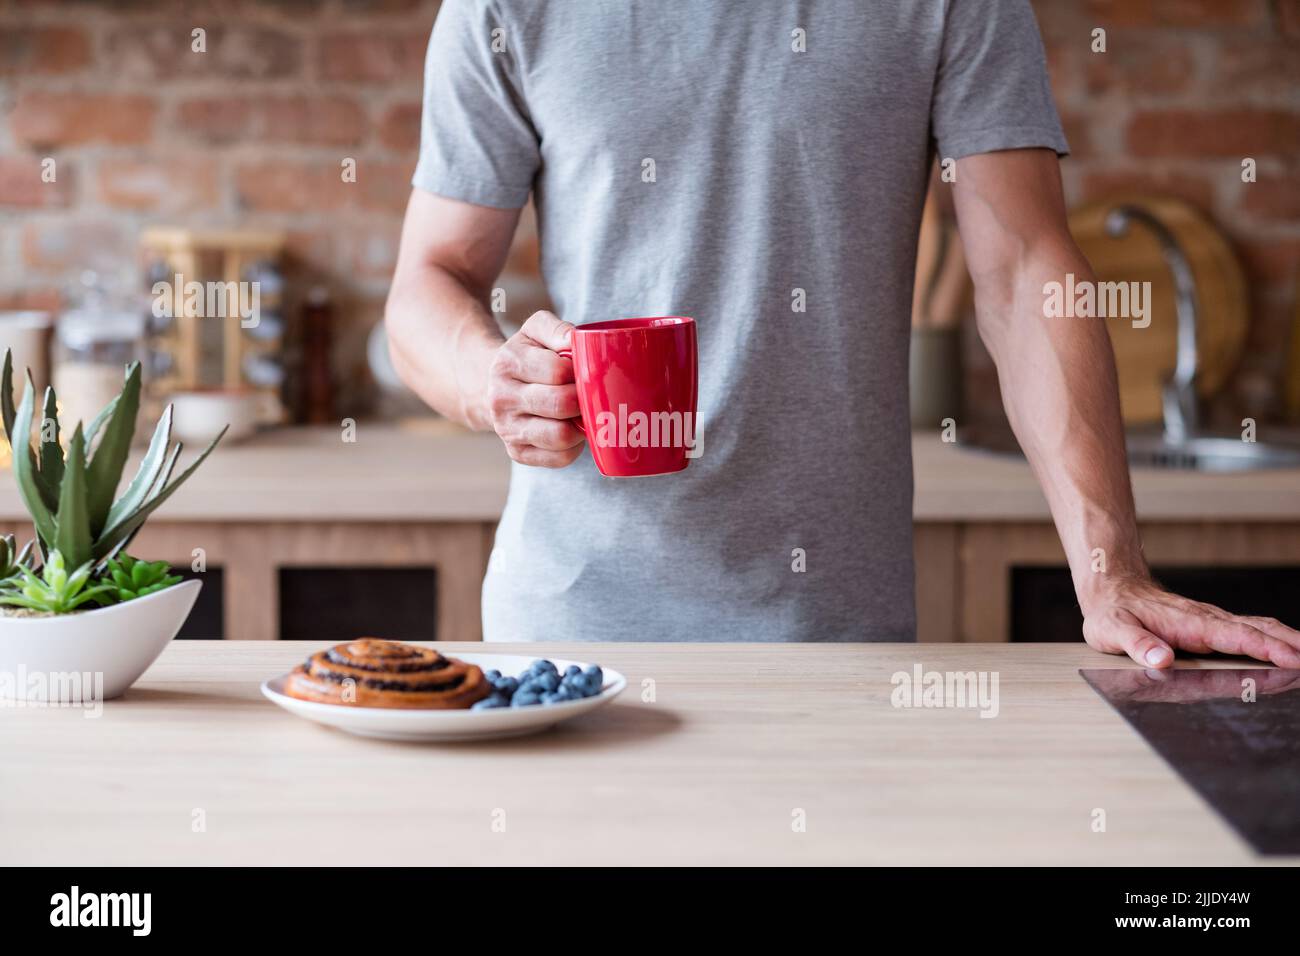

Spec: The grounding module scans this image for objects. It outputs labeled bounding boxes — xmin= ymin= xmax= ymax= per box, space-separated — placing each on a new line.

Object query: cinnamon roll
xmin=283 ymin=639 xmax=492 ymax=709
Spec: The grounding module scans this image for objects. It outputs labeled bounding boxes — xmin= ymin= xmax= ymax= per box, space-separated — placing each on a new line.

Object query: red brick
xmin=1239 ymin=174 xmax=1300 ymax=222
xmin=21 ymin=220 xmax=131 ymax=272
xmin=97 ymin=157 xmax=219 ymax=213
xmin=0 ymin=26 xmax=91 ymax=75
xmin=377 ymin=102 xmax=422 ymax=151
xmin=1084 ymin=0 xmax=1268 ymax=27
xmin=1084 ymin=39 xmax=1196 ymax=96
xmin=356 ymin=160 xmax=415 ymax=213
xmin=174 ymin=97 xmax=253 ymax=143
xmin=1281 ymin=0 xmax=1300 ymax=37
xmin=0 ymin=156 xmax=75 ymax=208
xmin=1081 ymin=170 xmax=1216 ymax=212
xmin=1211 ymin=36 xmax=1300 ymax=98
xmin=0 ymin=289 xmax=62 ymax=313
xmin=234 ymin=162 xmax=352 ymax=213
xmin=1235 ymin=237 xmax=1300 ymax=283
xmin=9 ymin=92 xmax=157 ymax=148
xmin=318 ymin=31 xmax=427 ymax=84
xmin=1127 ymin=110 xmax=1300 ymax=158
xmin=259 ymin=96 xmax=368 ymax=146
xmin=105 ymin=25 xmax=300 ymax=80
xmin=1059 ymin=113 xmax=1093 ymax=158
xmin=176 ymin=95 xmax=367 ymax=145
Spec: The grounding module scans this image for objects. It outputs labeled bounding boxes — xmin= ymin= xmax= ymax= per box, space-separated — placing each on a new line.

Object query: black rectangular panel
xmin=278 ymin=567 xmax=437 ymax=641
xmin=1082 ymin=668 xmax=1300 ymax=855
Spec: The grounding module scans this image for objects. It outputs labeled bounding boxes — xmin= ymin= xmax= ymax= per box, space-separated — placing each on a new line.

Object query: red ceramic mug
xmin=559 ymin=316 xmax=698 ymax=478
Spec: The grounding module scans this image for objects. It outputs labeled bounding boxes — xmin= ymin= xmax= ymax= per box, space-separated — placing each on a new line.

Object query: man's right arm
xmin=385 ymin=189 xmax=585 ymax=466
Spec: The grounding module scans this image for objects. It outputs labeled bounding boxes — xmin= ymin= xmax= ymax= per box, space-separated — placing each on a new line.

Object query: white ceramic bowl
xmin=0 ymin=580 xmax=200 ymax=702
xmin=170 ymin=390 xmax=258 ymax=445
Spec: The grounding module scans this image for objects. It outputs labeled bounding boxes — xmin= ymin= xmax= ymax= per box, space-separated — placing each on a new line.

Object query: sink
xmin=1124 ymin=431 xmax=1300 ymax=472
xmin=959 ymin=423 xmax=1300 ymax=472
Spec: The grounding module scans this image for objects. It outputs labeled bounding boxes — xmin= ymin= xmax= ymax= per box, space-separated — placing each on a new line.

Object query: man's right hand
xmin=485 ymin=310 xmax=586 ymax=467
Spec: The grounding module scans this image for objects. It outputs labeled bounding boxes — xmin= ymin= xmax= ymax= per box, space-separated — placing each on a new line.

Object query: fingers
xmin=1110 ymin=619 xmax=1175 ymax=669
xmin=518 ymin=310 xmax=576 ymax=353
xmin=1143 ymin=600 xmax=1300 ymax=669
xmin=486 ymin=312 xmax=585 ymax=468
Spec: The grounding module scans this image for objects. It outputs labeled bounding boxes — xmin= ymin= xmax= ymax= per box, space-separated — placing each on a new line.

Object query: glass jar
xmin=53 ymin=271 xmax=145 ymax=433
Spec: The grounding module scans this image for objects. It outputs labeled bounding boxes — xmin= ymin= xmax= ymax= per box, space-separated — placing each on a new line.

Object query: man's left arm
xmin=950 ymin=148 xmax=1300 ymax=668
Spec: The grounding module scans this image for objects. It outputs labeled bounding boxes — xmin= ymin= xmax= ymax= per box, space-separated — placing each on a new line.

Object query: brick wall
xmin=1 ymin=0 xmax=1297 ymax=417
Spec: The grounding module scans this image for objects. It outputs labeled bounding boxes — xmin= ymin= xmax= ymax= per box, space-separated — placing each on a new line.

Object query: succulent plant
xmin=0 ymin=533 xmax=33 ymax=582
xmin=0 ymin=550 xmax=114 ymax=614
xmin=0 ymin=350 xmax=226 ymax=572
xmin=95 ymin=553 xmax=181 ymax=605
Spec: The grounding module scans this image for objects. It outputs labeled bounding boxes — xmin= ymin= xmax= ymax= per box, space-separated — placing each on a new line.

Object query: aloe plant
xmin=0 ymin=550 xmax=114 ymax=614
xmin=95 ymin=553 xmax=181 ymax=605
xmin=0 ymin=351 xmax=226 ymax=571
xmin=0 ymin=533 xmax=33 ymax=582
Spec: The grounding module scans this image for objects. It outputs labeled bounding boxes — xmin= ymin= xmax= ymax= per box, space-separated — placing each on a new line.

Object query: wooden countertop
xmin=0 ymin=420 xmax=1295 ymax=522
xmin=0 ymin=641 xmax=1281 ymax=866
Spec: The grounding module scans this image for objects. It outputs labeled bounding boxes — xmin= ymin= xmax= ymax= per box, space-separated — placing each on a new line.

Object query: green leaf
xmin=93 ymin=426 xmax=226 ymax=561
xmin=1 ymin=350 xmax=15 ymax=445
xmin=84 ymin=394 xmax=120 ymax=448
xmin=11 ymin=376 xmax=57 ymax=548
xmin=32 ymin=386 xmax=63 ymax=514
xmin=105 ymin=405 xmax=173 ymax=532
xmin=53 ymin=426 xmax=93 ymax=570
xmin=85 ymin=362 xmax=142 ymax=538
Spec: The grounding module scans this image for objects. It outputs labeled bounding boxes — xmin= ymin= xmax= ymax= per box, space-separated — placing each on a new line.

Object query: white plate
xmin=261 ymin=653 xmax=626 ymax=742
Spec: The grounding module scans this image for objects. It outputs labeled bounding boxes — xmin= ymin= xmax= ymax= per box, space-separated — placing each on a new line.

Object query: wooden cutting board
xmin=1068 ymin=196 xmax=1248 ymax=425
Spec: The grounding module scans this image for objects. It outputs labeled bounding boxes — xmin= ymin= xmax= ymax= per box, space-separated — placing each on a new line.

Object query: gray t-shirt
xmin=413 ymin=0 xmax=1067 ymax=642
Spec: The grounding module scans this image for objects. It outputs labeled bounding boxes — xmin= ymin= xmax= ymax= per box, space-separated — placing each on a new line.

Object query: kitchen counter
xmin=0 ymin=641 xmax=1285 ymax=866
xmin=0 ymin=421 xmax=1295 ymax=523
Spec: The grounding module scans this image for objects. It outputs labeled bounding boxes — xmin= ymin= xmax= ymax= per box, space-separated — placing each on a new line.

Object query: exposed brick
xmin=356 ymin=160 xmax=415 ymax=213
xmin=318 ymin=31 xmax=427 ymax=84
xmin=0 ymin=156 xmax=75 ymax=208
xmin=259 ymin=96 xmax=368 ymax=146
xmin=97 ymin=157 xmax=219 ymax=212
xmin=0 ymin=26 xmax=91 ymax=75
xmin=9 ymin=92 xmax=157 ymax=148
xmin=1127 ymin=110 xmax=1300 ymax=158
xmin=1084 ymin=40 xmax=1196 ymax=96
xmin=0 ymin=289 xmax=61 ymax=313
xmin=1059 ymin=113 xmax=1093 ymax=158
xmin=1235 ymin=236 xmax=1300 ymax=283
xmin=105 ymin=25 xmax=300 ymax=80
xmin=1081 ymin=170 xmax=1216 ymax=212
xmin=1211 ymin=36 xmax=1300 ymax=98
xmin=377 ymin=101 xmax=422 ymax=151
xmin=1281 ymin=0 xmax=1300 ymax=37
xmin=174 ymin=97 xmax=253 ymax=143
xmin=1084 ymin=0 xmax=1268 ymax=28
xmin=234 ymin=161 xmax=352 ymax=212
xmin=176 ymin=95 xmax=367 ymax=146
xmin=21 ymin=220 xmax=131 ymax=272
xmin=1240 ymin=173 xmax=1300 ymax=222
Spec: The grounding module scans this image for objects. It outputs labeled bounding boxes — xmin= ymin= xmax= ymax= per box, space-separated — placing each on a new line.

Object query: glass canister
xmin=53 ymin=272 xmax=145 ymax=432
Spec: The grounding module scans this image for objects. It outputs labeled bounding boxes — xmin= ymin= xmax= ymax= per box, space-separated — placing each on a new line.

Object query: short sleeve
xmin=411 ymin=0 xmax=540 ymax=208
xmin=930 ymin=0 xmax=1069 ymax=161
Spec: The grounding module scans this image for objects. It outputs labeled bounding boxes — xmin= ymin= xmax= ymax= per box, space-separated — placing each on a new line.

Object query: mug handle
xmin=556 ymin=348 xmax=586 ymax=435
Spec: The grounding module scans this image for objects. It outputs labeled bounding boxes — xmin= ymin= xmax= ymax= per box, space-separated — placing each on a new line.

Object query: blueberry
xmin=512 ymin=691 xmax=541 ymax=707
xmin=575 ymin=675 xmax=599 ymax=697
xmin=484 ymin=669 xmax=502 ymax=681
xmin=493 ymin=676 xmax=519 ymax=696
xmin=542 ymin=688 xmax=574 ymax=705
xmin=530 ymin=659 xmax=557 ymax=675
xmin=564 ymin=664 xmax=582 ymax=679
xmin=584 ymin=665 xmax=603 ymax=687
xmin=536 ymin=671 xmax=559 ymax=692
xmin=473 ymin=694 xmax=508 ymax=710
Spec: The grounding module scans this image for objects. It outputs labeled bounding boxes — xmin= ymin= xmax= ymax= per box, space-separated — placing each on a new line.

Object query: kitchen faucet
xmin=1104 ymin=205 xmax=1200 ymax=444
